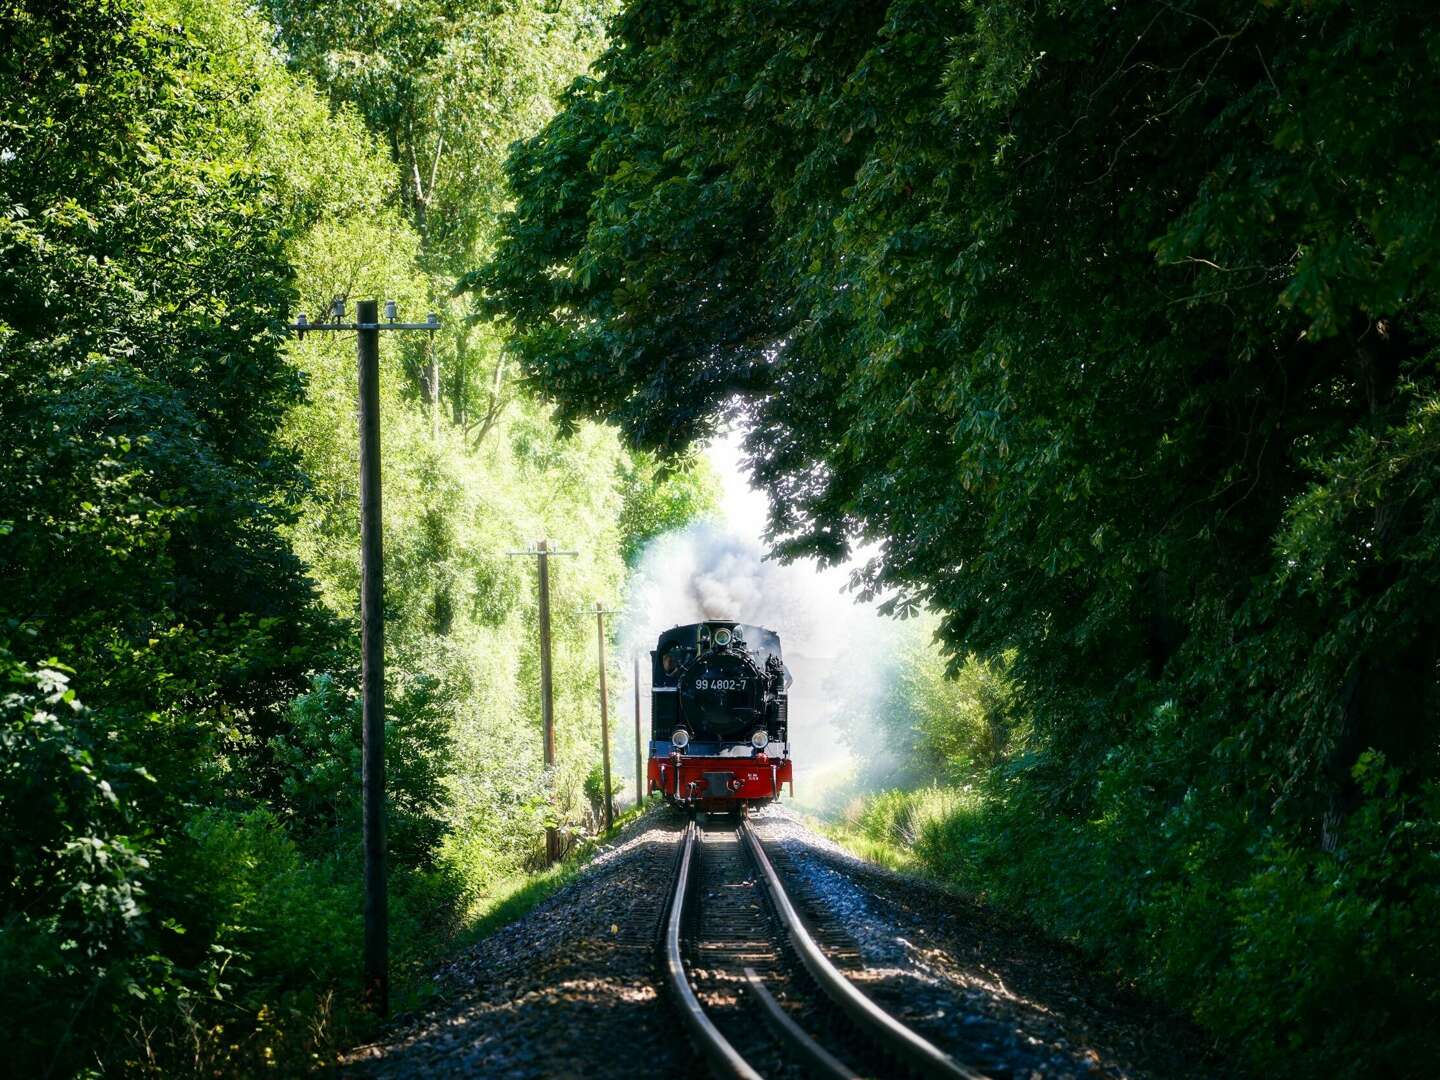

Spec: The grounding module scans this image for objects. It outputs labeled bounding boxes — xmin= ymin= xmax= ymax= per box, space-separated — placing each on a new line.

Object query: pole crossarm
xmin=289 ymin=301 xmax=439 ymax=339
xmin=292 ymin=321 xmax=441 ymax=332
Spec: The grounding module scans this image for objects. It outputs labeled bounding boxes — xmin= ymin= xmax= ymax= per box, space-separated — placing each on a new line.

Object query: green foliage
xmin=842 ymin=785 xmax=980 ymax=867
xmin=481 ymin=0 xmax=1440 ymax=796
xmin=0 ymin=2 xmax=348 ymax=1069
xmin=826 ymin=616 xmax=1016 ymax=791
xmin=452 ymin=799 xmax=654 ymax=951
xmin=267 ymin=0 xmax=612 ymax=273
xmin=1 ymin=0 xmax=328 ymax=747
xmin=2 ymin=0 xmax=678 ymax=1073
xmin=839 ymin=749 xmax=1440 ymax=1078
xmin=481 ymin=2 xmax=1440 ymax=1073
xmin=0 ymin=651 xmax=153 ymax=1069
xmin=156 ymin=808 xmax=359 ymax=1075
xmin=616 ymin=451 xmax=720 ymax=565
xmin=270 ymin=675 xmax=451 ymax=866
xmin=265 ymin=0 xmax=616 ymax=438
xmin=913 ymin=651 xmax=1015 ymax=774
xmin=840 ymin=616 xmax=1019 ymax=789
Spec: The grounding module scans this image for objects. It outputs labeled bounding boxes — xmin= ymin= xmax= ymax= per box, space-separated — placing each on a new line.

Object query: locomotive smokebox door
xmin=703 ymin=772 xmax=733 ymax=798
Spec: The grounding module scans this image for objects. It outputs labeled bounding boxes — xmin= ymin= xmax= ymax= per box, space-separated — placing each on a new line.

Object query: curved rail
xmin=739 ymin=819 xmax=988 ymax=1080
xmin=662 ymin=820 xmax=762 ymax=1080
xmin=742 ymin=966 xmax=857 ymax=1079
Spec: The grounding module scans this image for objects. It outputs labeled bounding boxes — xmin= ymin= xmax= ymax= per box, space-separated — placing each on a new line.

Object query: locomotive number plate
xmin=694 ymin=678 xmax=747 ymax=691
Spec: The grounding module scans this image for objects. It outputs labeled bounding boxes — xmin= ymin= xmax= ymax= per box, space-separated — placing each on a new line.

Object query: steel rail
xmin=662 ymin=820 xmax=762 ymax=1080
xmin=739 ymin=820 xmax=989 ymax=1080
xmin=742 ymin=966 xmax=857 ymax=1080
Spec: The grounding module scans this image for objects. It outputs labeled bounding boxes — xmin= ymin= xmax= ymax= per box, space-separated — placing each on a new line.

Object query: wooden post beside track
xmin=535 ymin=540 xmax=558 ymax=866
xmin=577 ymin=602 xmax=624 ymax=829
xmin=634 ymin=654 xmax=643 ymax=807
xmin=287 ymin=298 xmax=438 ymax=1018
xmin=594 ymin=602 xmax=614 ymax=830
xmin=509 ymin=540 xmax=577 ymax=867
xmin=356 ymin=299 xmax=387 ymax=1016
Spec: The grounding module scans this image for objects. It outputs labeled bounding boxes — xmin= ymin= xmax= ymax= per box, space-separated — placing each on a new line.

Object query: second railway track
xmin=663 ymin=812 xmax=988 ymax=1080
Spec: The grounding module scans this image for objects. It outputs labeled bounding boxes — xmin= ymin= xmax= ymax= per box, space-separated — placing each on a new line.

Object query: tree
xmin=0 ymin=0 xmax=331 ymax=799
xmin=477 ymin=3 xmax=1440 ymax=1068
xmin=0 ymin=0 xmax=348 ymax=1068
xmin=478 ymin=0 xmax=1440 ymax=818
xmin=266 ymin=0 xmax=615 ymax=430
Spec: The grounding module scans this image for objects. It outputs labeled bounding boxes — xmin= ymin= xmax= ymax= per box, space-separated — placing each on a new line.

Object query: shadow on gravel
xmin=340 ymin=819 xmax=689 ymax=1080
xmin=340 ymin=809 xmax=1236 ymax=1080
xmin=760 ymin=810 xmax=1242 ymax=1080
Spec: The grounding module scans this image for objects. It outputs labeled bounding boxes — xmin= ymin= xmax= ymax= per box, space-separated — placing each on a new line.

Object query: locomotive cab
xmin=647 ymin=620 xmax=794 ymax=811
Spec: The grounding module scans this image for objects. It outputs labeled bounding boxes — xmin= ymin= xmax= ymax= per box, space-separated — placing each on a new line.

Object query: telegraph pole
xmin=536 ymin=542 xmax=558 ymax=863
xmin=289 ymin=298 xmax=438 ymax=1017
xmin=356 ymin=300 xmax=387 ymax=1018
xmin=577 ymin=602 xmax=623 ymax=830
xmin=510 ymin=540 xmax=576 ymax=866
xmin=634 ymin=654 xmax=644 ymax=807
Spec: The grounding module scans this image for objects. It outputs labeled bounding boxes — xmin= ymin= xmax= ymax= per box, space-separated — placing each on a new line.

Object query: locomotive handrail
xmin=739 ymin=820 xmax=989 ymax=1080
xmin=662 ymin=821 xmax=762 ymax=1080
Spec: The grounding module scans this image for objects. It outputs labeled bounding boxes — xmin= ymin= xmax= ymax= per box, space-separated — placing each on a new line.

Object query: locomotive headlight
xmin=671 ymin=728 xmax=690 ymax=749
xmin=750 ymin=729 xmax=769 ymax=750
xmin=713 ymin=627 xmax=733 ymax=647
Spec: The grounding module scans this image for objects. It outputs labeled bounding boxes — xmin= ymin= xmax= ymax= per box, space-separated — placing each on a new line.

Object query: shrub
xmin=0 ymin=650 xmax=154 ymax=1073
xmin=837 ymin=750 xmax=1439 ymax=1078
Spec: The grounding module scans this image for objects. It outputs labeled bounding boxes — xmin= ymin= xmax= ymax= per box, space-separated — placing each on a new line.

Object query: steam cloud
xmin=618 ymin=518 xmax=910 ymax=799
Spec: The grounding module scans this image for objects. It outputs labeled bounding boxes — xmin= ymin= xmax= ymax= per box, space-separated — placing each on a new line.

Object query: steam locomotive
xmin=646 ymin=620 xmax=794 ymax=812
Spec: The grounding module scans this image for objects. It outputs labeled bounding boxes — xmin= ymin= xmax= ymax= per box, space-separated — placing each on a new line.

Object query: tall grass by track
xmin=824 ymin=774 xmax=1437 ymax=1080
xmin=438 ymin=799 xmax=660 ymax=963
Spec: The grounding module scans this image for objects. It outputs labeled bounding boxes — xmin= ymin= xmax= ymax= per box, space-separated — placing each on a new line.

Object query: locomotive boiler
xmin=646 ymin=620 xmax=794 ymax=811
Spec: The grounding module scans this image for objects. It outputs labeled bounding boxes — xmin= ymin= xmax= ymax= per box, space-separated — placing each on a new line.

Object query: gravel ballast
xmin=341 ymin=811 xmax=688 ymax=1079
xmin=755 ymin=808 xmax=1239 ymax=1078
xmin=342 ymin=804 xmax=1236 ymax=1079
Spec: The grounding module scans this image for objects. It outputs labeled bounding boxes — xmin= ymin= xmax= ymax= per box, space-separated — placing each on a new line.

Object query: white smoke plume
xmin=615 ymin=432 xmax=915 ymax=805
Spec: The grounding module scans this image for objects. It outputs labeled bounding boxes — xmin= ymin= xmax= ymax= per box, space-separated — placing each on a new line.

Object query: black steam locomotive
xmin=646 ymin=620 xmax=794 ymax=811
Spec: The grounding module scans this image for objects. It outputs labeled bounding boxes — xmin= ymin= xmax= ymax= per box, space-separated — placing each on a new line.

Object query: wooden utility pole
xmin=579 ymin=602 xmax=623 ymax=830
xmin=356 ymin=299 xmax=387 ymax=1016
xmin=595 ymin=603 xmax=613 ymax=829
xmin=510 ymin=541 xmax=576 ymax=866
xmin=634 ymin=653 xmax=644 ymax=807
xmin=288 ymin=298 xmax=438 ymax=1018
xmin=536 ymin=541 xmax=557 ymax=863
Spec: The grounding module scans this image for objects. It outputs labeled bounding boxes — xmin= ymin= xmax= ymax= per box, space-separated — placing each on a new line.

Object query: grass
xmin=443 ymin=799 xmax=659 ymax=957
xmin=817 ymin=784 xmax=984 ymax=880
xmin=818 ymin=825 xmax=920 ymax=873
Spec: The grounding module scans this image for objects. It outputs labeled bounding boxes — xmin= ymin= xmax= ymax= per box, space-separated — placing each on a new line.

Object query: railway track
xmin=662 ymin=813 xmax=989 ymax=1080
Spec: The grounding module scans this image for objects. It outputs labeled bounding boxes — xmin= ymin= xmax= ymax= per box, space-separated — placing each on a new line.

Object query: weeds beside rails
xmin=443 ymin=800 xmax=660 ymax=961
xmin=823 ymin=773 xmax=1439 ymax=1079
xmin=824 ymin=785 xmax=985 ymax=876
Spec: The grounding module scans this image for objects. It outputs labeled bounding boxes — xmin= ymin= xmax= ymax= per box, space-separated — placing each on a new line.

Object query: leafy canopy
xmin=479 ymin=5 xmax=1440 ymax=1070
xmin=479 ymin=0 xmax=1440 ymax=806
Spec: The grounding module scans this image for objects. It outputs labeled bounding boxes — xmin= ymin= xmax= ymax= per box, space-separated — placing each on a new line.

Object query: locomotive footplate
xmin=649 ymin=752 xmax=794 ymax=811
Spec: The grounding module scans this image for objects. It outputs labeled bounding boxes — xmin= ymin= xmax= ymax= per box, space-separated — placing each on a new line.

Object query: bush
xmin=836 ymin=749 xmax=1439 ymax=1079
xmin=136 ymin=808 xmax=359 ymax=1075
xmin=270 ymin=673 xmax=451 ymax=867
xmin=0 ymin=650 xmax=154 ymax=1072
